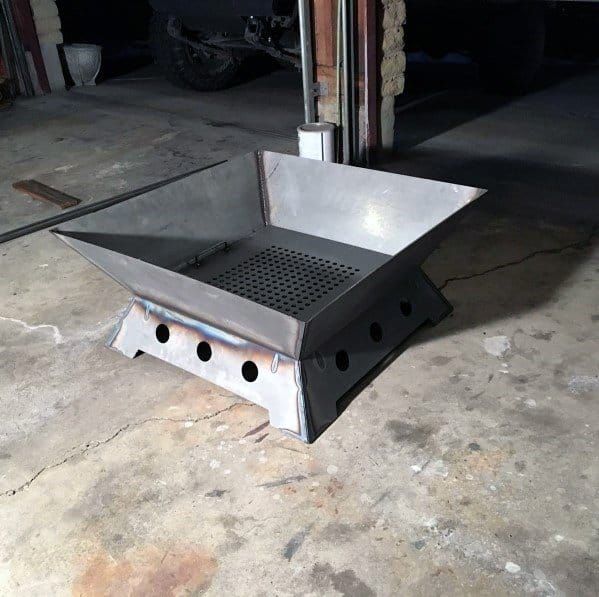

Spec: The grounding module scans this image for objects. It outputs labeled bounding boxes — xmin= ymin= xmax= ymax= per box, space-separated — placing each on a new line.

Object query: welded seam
xmin=0 ymin=401 xmax=251 ymax=498
xmin=256 ymin=150 xmax=271 ymax=225
xmin=439 ymin=226 xmax=598 ymax=290
xmin=105 ymin=297 xmax=135 ymax=349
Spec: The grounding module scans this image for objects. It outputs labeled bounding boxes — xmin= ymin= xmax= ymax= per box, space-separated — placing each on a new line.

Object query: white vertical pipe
xmin=298 ymin=123 xmax=336 ymax=162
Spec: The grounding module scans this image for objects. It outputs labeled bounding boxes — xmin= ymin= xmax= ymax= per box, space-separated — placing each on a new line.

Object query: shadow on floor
xmin=395 ymin=58 xmax=595 ymax=151
xmin=384 ymin=148 xmax=599 ymax=225
xmin=421 ymin=222 xmax=597 ymax=343
xmin=385 ymin=60 xmax=599 ymax=225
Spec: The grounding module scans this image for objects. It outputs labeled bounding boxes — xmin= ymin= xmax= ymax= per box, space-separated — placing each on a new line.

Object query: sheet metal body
xmin=53 ymin=151 xmax=485 ymax=442
xmin=109 ymin=299 xmax=308 ymax=438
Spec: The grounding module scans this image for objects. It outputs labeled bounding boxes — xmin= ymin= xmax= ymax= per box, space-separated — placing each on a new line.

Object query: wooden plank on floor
xmin=12 ymin=180 xmax=81 ymax=209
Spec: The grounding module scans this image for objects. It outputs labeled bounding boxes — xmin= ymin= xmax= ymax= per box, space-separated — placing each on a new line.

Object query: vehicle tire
xmin=476 ymin=2 xmax=545 ymax=93
xmin=150 ymin=12 xmax=240 ymax=91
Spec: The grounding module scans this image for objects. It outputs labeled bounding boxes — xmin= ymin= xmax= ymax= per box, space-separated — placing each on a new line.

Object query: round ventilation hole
xmin=197 ymin=341 xmax=212 ymax=362
xmin=155 ymin=324 xmax=169 ymax=343
xmin=335 ymin=350 xmax=349 ymax=372
xmin=242 ymin=361 xmax=259 ymax=382
xmin=400 ymin=300 xmax=412 ymax=317
xmin=370 ymin=322 xmax=383 ymax=343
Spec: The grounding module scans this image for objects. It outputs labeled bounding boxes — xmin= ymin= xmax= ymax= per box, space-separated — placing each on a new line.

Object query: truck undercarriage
xmin=149 ymin=0 xmax=299 ymax=90
xmin=148 ymin=1 xmax=599 ymax=93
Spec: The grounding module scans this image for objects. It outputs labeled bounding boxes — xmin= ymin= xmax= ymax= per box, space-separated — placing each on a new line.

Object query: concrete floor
xmin=390 ymin=62 xmax=599 ymax=224
xmin=0 ymin=66 xmax=598 ymax=596
xmin=0 ymin=66 xmax=300 ymax=234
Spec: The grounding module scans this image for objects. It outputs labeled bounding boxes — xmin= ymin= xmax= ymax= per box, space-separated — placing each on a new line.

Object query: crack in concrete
xmin=0 ymin=315 xmax=64 ymax=344
xmin=439 ymin=226 xmax=597 ymax=290
xmin=0 ymin=401 xmax=249 ymax=499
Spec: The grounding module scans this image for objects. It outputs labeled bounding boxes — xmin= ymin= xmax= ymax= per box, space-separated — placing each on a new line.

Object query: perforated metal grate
xmin=210 ymin=245 xmax=360 ymax=316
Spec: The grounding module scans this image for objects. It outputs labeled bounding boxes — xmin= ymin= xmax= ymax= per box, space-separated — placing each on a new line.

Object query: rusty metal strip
xmin=13 ymin=180 xmax=81 ymax=209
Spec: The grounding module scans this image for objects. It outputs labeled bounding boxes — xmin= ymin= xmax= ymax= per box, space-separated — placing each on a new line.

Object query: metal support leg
xmin=108 ymin=269 xmax=450 ymax=442
xmin=298 ymin=0 xmax=315 ymax=124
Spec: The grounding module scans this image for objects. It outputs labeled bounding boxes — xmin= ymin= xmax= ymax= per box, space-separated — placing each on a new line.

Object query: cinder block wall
xmin=30 ymin=0 xmax=65 ymax=91
xmin=30 ymin=0 xmax=62 ymax=43
xmin=380 ymin=0 xmax=406 ymax=149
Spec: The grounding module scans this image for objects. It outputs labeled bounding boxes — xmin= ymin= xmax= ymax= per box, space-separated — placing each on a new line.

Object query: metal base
xmin=108 ymin=268 xmax=450 ymax=443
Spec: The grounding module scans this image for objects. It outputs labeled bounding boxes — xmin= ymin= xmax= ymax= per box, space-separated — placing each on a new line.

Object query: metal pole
xmin=336 ymin=0 xmax=343 ymax=162
xmin=341 ymin=0 xmax=352 ymax=164
xmin=298 ymin=0 xmax=315 ymax=123
xmin=0 ymin=0 xmax=34 ymax=96
xmin=347 ymin=0 xmax=358 ymax=162
xmin=0 ymin=161 xmax=225 ymax=245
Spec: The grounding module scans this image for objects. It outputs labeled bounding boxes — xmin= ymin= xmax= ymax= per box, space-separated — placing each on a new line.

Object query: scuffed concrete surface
xmin=483 ymin=336 xmax=511 ymax=358
xmin=1 ymin=213 xmax=597 ymax=596
xmin=1 ymin=70 xmax=599 ymax=596
xmin=0 ymin=66 xmax=300 ymax=235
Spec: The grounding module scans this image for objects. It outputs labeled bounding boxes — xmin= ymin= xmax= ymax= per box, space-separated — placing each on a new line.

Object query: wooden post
xmin=10 ymin=0 xmax=50 ymax=93
xmin=357 ymin=0 xmax=379 ymax=163
xmin=312 ymin=0 xmax=381 ymax=164
xmin=312 ymin=1 xmax=338 ymax=126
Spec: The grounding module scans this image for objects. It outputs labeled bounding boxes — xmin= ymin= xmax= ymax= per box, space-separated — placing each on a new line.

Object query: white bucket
xmin=298 ymin=122 xmax=336 ymax=162
xmin=64 ymin=44 xmax=102 ymax=86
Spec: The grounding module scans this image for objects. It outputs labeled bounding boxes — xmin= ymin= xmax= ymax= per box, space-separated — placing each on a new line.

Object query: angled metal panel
xmin=54 ymin=232 xmax=305 ymax=358
xmin=109 ymin=299 xmax=309 ymax=440
xmin=260 ymin=150 xmax=486 ymax=256
xmin=56 ymin=152 xmax=265 ymax=268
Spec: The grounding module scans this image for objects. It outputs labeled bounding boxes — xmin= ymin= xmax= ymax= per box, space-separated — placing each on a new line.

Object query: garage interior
xmin=0 ymin=1 xmax=598 ymax=595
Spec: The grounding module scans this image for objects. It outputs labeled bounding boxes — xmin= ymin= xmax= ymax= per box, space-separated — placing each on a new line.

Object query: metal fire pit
xmin=53 ymin=151 xmax=485 ymax=442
